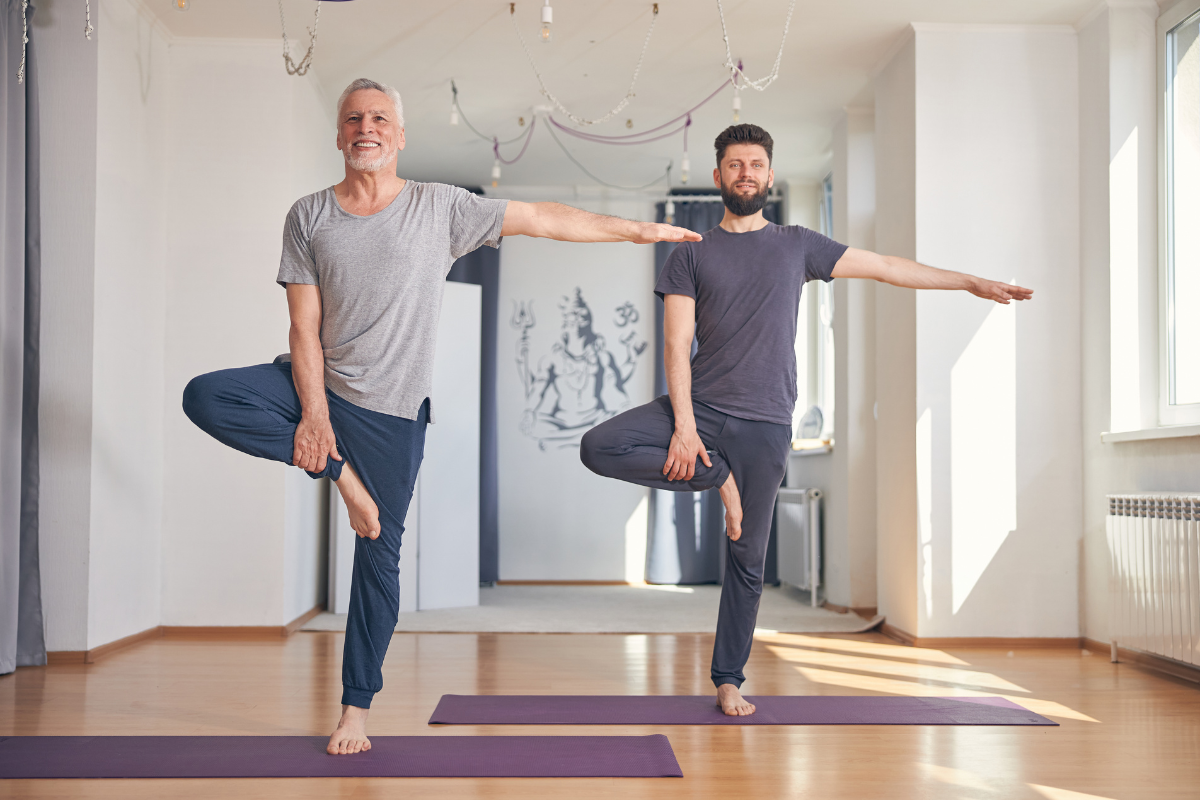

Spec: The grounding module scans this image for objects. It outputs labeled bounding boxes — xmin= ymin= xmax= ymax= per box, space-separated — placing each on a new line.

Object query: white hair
xmin=336 ymin=78 xmax=404 ymax=127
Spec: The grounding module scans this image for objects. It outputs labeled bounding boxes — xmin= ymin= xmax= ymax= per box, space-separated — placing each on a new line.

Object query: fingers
xmin=662 ymin=454 xmax=674 ymax=476
xmin=330 ymin=443 xmax=342 ymax=461
xmin=316 ymin=454 xmax=327 ymax=473
xmin=701 ymin=449 xmax=713 ymax=468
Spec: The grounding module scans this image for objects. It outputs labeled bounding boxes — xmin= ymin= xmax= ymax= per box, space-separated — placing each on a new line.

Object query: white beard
xmin=344 ymin=144 xmax=391 ymax=172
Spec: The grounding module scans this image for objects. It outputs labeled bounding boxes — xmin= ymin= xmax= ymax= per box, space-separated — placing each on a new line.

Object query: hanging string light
xmin=16 ymin=0 xmax=27 ymax=84
xmin=680 ymin=114 xmax=692 ymax=184
xmin=84 ymin=0 xmax=94 ymax=39
xmin=540 ymin=0 xmax=553 ymax=42
xmin=491 ymin=158 xmax=502 ymax=187
xmin=664 ymin=197 xmax=675 ymax=224
xmin=716 ymin=0 xmax=796 ymax=92
xmin=174 ymin=0 xmax=190 ymax=10
xmin=278 ymin=0 xmax=322 ymax=77
xmin=509 ymin=2 xmax=659 ymax=127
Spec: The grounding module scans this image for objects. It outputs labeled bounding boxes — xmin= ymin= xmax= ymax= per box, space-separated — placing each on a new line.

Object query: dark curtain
xmin=645 ymin=195 xmax=780 ymax=585
xmin=1 ymin=0 xmax=45 ymax=675
xmin=447 ymin=241 xmax=500 ymax=585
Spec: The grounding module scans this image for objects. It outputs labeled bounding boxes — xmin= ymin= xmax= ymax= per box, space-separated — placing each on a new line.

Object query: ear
xmin=712 ymin=167 xmax=721 ymax=189
xmin=767 ymin=168 xmax=774 ymax=189
xmin=397 ymin=127 xmax=406 ymax=152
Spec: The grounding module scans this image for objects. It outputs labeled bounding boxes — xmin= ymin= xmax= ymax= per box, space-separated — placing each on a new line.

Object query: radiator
xmin=776 ymin=488 xmax=822 ymax=607
xmin=1106 ymin=493 xmax=1200 ymax=667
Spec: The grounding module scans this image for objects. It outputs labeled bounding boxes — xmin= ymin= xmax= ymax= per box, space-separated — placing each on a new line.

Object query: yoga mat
xmin=429 ymin=695 xmax=1058 ymax=726
xmin=0 ymin=735 xmax=682 ymax=779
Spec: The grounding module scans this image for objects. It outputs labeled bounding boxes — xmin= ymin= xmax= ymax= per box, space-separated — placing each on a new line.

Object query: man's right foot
xmin=718 ymin=472 xmax=744 ymax=541
xmin=717 ymin=684 xmax=756 ymax=716
xmin=334 ymin=462 xmax=380 ymax=539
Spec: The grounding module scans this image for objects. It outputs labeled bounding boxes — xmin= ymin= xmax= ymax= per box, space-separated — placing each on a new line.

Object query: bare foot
xmin=334 ymin=462 xmax=380 ymax=540
xmin=327 ymin=704 xmax=371 ymax=755
xmin=717 ymin=684 xmax=756 ymax=716
xmin=718 ymin=472 xmax=743 ymax=541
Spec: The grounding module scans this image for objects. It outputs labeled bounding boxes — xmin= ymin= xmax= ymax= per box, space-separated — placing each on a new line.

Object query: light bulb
xmin=680 ymin=153 xmax=690 ymax=184
xmin=450 ymin=104 xmax=459 ymax=126
xmin=540 ymin=0 xmax=552 ymax=42
xmin=491 ymin=159 xmax=501 ymax=188
xmin=175 ymin=0 xmax=189 ymax=9
xmin=664 ymin=198 xmax=675 ymax=225
xmin=732 ymin=94 xmax=741 ymax=123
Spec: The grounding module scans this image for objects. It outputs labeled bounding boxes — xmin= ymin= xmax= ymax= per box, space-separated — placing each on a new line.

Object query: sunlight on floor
xmin=1030 ymin=783 xmax=1118 ymax=800
xmin=764 ymin=645 xmax=1030 ymax=693
xmin=920 ymin=762 xmax=992 ymax=790
xmin=637 ymin=584 xmax=695 ymax=594
xmin=795 ymin=666 xmax=1098 ymax=722
xmin=753 ymin=631 xmax=971 ymax=665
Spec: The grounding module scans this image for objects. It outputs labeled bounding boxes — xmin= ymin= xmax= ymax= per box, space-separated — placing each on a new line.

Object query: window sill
xmin=1100 ymin=424 xmax=1200 ymax=444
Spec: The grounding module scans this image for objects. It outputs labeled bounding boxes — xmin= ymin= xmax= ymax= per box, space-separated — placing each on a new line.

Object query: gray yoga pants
xmin=580 ymin=396 xmax=792 ymax=688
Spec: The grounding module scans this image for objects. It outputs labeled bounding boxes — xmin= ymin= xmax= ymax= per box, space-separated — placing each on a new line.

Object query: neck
xmin=719 ymin=209 xmax=769 ymax=233
xmin=337 ymin=163 xmax=404 ymax=203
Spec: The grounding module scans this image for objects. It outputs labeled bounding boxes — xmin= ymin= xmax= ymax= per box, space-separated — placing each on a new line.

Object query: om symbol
xmin=614 ymin=301 xmax=639 ymax=328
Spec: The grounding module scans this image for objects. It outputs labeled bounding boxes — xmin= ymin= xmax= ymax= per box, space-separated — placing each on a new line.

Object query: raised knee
xmin=181 ymin=372 xmax=221 ymax=429
xmin=579 ymin=427 xmax=612 ymax=475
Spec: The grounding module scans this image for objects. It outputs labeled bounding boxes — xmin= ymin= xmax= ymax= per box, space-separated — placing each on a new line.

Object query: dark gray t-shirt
xmin=654 ymin=223 xmax=847 ymax=426
xmin=276 ymin=181 xmax=507 ymax=421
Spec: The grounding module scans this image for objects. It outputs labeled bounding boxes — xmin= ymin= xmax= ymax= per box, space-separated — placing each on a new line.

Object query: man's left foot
xmin=717 ymin=684 xmax=756 ymax=716
xmin=718 ymin=472 xmax=744 ymax=541
xmin=327 ymin=704 xmax=371 ymax=755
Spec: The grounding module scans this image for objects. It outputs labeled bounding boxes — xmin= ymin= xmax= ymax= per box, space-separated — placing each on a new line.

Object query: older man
xmin=182 ymin=78 xmax=699 ymax=755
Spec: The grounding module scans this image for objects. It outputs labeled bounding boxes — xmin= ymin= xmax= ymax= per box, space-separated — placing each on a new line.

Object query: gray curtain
xmin=645 ymin=194 xmax=780 ymax=585
xmin=446 ymin=231 xmax=500 ymax=585
xmin=1 ymin=0 xmax=45 ymax=675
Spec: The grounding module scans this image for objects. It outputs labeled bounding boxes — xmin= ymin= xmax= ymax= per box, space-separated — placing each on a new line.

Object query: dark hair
xmin=714 ymin=124 xmax=774 ymax=167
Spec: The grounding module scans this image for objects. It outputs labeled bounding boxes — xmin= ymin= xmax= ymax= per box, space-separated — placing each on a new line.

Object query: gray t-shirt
xmin=654 ymin=223 xmax=847 ymax=426
xmin=276 ymin=181 xmax=508 ymax=421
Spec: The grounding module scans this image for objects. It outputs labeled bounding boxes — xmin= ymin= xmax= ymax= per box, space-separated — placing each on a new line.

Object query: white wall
xmin=873 ymin=32 xmax=920 ymax=636
xmin=1078 ymin=2 xmax=1200 ymax=644
xmin=36 ymin=0 xmax=101 ymax=652
xmin=87 ymin=0 xmax=171 ymax=648
xmin=161 ymin=40 xmax=341 ymax=627
xmin=874 ymin=24 xmax=1082 ymax=639
xmin=788 ymin=109 xmax=878 ymax=610
xmin=496 ymin=194 xmax=654 ymax=580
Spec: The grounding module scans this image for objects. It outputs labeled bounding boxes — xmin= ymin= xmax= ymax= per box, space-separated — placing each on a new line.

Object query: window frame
xmin=1159 ymin=0 xmax=1200 ymax=425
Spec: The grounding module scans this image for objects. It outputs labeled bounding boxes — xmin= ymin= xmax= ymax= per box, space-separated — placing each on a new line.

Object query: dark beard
xmin=720 ymin=179 xmax=769 ymax=217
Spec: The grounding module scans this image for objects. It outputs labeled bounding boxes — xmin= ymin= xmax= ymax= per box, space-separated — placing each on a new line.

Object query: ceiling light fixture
xmin=174 ymin=0 xmax=190 ymax=10
xmin=491 ymin=158 xmax=502 ymax=188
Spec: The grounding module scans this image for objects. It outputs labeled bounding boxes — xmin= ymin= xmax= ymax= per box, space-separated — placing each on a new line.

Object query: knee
xmin=579 ymin=426 xmax=608 ymax=475
xmin=181 ymin=372 xmax=222 ymax=431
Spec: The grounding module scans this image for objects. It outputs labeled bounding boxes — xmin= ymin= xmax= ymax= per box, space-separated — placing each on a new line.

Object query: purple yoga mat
xmin=0 ymin=735 xmax=682 ymax=779
xmin=429 ymin=695 xmax=1057 ymax=726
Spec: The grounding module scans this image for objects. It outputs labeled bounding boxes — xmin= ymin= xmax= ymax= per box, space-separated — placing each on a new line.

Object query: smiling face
xmin=714 ymin=143 xmax=774 ymax=217
xmin=336 ymin=88 xmax=405 ymax=173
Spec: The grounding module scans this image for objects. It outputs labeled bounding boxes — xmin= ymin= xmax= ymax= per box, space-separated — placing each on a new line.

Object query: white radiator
xmin=1106 ymin=493 xmax=1200 ymax=667
xmin=776 ymin=488 xmax=822 ymax=607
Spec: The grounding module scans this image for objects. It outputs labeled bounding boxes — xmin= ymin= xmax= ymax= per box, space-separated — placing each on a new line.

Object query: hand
xmin=630 ymin=222 xmax=703 ymax=245
xmin=293 ymin=415 xmax=341 ymax=473
xmin=970 ymin=278 xmax=1033 ymax=304
xmin=663 ymin=425 xmax=712 ymax=481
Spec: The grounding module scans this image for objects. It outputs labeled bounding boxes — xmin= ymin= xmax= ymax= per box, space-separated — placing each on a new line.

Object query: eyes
xmin=345 ymin=115 xmax=389 ymax=123
xmin=728 ymin=161 xmax=765 ymax=169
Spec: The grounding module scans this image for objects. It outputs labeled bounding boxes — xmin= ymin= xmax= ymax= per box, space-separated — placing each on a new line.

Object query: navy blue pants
xmin=580 ymin=396 xmax=791 ymax=688
xmin=182 ymin=361 xmax=426 ymax=709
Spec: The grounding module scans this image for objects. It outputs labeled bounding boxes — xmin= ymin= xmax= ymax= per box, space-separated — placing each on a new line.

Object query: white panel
xmin=417 ymin=282 xmax=481 ymax=610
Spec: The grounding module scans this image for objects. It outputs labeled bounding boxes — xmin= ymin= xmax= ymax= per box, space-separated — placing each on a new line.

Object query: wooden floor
xmin=2 ymin=630 xmax=1198 ymax=798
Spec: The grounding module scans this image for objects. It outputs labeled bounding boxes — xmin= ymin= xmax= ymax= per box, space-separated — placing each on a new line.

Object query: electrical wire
xmin=494 ymin=117 xmax=538 ymax=164
xmin=452 ymin=80 xmax=530 ymax=145
xmin=716 ymin=0 xmax=796 ymax=92
xmin=544 ymin=122 xmax=671 ymax=190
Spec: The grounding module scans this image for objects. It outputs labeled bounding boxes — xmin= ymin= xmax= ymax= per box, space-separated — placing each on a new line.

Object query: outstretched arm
xmin=662 ymin=294 xmax=712 ymax=482
xmin=830 ymin=247 xmax=1033 ymax=304
xmin=501 ymin=201 xmax=702 ymax=245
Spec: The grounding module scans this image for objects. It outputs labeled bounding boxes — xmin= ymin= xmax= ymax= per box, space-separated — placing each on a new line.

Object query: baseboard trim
xmin=1082 ymin=637 xmax=1200 ymax=684
xmin=285 ymin=605 xmax=324 ymax=635
xmin=495 ymin=580 xmax=634 ymax=586
xmin=878 ymin=624 xmax=1080 ymax=649
xmin=46 ymin=625 xmax=165 ymax=665
xmin=822 ymin=601 xmax=879 ymax=620
xmin=160 ymin=626 xmax=286 ymax=640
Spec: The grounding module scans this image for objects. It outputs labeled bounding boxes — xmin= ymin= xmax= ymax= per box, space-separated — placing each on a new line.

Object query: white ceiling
xmin=148 ymin=0 xmax=1114 ymax=188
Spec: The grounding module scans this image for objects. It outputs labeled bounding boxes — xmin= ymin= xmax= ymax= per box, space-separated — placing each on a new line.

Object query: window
xmin=1163 ymin=3 xmax=1200 ymax=424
